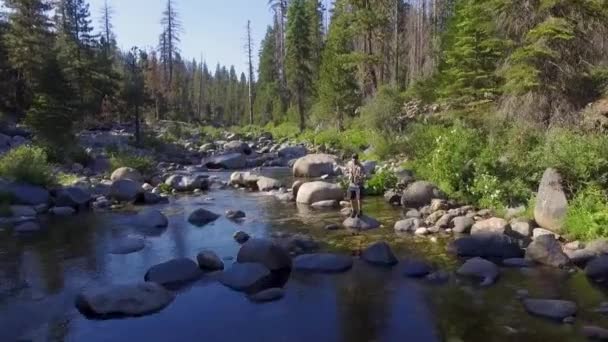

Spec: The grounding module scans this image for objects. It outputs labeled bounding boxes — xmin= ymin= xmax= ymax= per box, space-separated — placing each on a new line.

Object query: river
xmin=0 ymin=168 xmax=606 ymax=341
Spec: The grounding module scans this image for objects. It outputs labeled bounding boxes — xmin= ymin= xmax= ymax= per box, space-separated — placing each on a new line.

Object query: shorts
xmin=348 ymin=185 xmax=361 ymax=200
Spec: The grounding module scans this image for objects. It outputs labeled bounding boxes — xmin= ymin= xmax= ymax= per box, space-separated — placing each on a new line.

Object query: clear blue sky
xmin=87 ymin=0 xmax=275 ymax=75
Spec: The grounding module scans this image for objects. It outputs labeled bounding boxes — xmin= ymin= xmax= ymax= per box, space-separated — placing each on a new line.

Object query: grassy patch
xmin=565 ymin=184 xmax=608 ymax=240
xmin=109 ymin=152 xmax=155 ymax=175
xmin=0 ymin=145 xmax=54 ymax=187
xmin=56 ymin=172 xmax=80 ymax=186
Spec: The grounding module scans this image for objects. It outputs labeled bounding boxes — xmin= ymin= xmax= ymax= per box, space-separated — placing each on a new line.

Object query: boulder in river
xmin=196 ymin=250 xmax=224 ymax=271
xmin=296 ymin=181 xmax=344 ymax=204
xmin=384 ymin=190 xmax=401 ymax=205
xmin=278 ymin=145 xmax=307 ymax=159
xmin=525 ymin=234 xmax=570 ymax=268
xmin=49 ymin=206 xmax=76 ymax=216
xmin=582 ymin=326 xmax=608 ymax=340
xmin=237 ymin=238 xmax=292 ymax=271
xmin=257 ymin=176 xmax=283 ymax=192
xmin=248 ymin=288 xmax=285 ymax=303
xmin=534 ymin=168 xmax=568 ymax=233
xmin=223 ymin=141 xmax=252 ymax=155
xmin=311 ymin=200 xmax=339 ymax=209
xmin=188 ymin=208 xmax=220 ymax=226
xmin=14 ymin=221 xmax=41 ymax=234
xmin=219 ymin=262 xmax=273 ymax=293
xmin=55 ymin=186 xmax=92 ymax=209
xmin=164 ymin=174 xmax=209 ymax=192
xmin=226 ymin=210 xmax=246 ymax=220
xmin=585 ymin=255 xmax=608 ymax=282
xmin=234 ymin=231 xmax=251 ymax=244
xmin=471 ymin=217 xmax=510 ymax=235
xmin=4 ymin=182 xmax=50 ymax=205
xmin=448 ymin=234 xmax=524 ymax=259
xmin=110 ymin=167 xmax=142 ymax=182
xmin=401 ymin=181 xmax=445 ymax=208
xmin=343 ymin=215 xmax=381 ymax=230
xmin=361 ymin=242 xmax=398 ymax=266
xmin=110 ymin=179 xmax=142 ymax=202
xmin=205 ymin=153 xmax=247 ymax=170
xmin=293 ymin=253 xmax=353 ymax=273
xmin=292 ymin=154 xmax=337 ymax=178
xmin=144 ymin=258 xmax=202 ymax=288
xmin=452 ymin=216 xmax=475 ymax=234
xmin=456 ymin=257 xmax=499 ymax=286
xmin=109 ymin=236 xmax=145 ymax=255
xmin=136 ymin=209 xmax=169 ymax=228
xmin=394 ymin=218 xmax=422 ymax=233
xmin=75 ymin=282 xmax=174 ymax=318
xmin=402 ymin=259 xmax=434 ymax=278
xmin=522 ymin=299 xmax=577 ymax=320
xmin=229 ymin=171 xmax=260 ymax=188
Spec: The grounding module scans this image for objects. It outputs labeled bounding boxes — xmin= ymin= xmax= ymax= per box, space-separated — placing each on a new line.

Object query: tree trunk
xmin=135 ymin=104 xmax=141 ymax=145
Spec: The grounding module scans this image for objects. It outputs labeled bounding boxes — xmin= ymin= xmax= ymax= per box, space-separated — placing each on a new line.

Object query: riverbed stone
xmin=401 ymin=181 xmax=445 ymax=208
xmin=205 ymin=152 xmax=247 ymax=169
xmin=196 ymin=250 xmax=224 ymax=271
xmin=585 ymin=255 xmax=608 ymax=282
xmin=511 ymin=221 xmax=532 ymax=238
xmin=257 ymin=176 xmax=283 ymax=192
xmin=582 ymin=326 xmax=608 ymax=340
xmin=471 ymin=217 xmax=510 ymax=235
xmin=532 ymin=227 xmax=560 ymax=240
xmin=415 ymin=227 xmax=429 ymax=236
xmin=343 ymin=215 xmax=381 ymax=230
xmin=394 ymin=218 xmax=422 ymax=233
xmin=402 ymin=259 xmax=433 ymax=278
xmin=311 ymin=200 xmax=339 ymax=209
xmin=223 ymin=140 xmax=252 ymax=155
xmin=49 ymin=206 xmax=76 ymax=216
xmin=13 ymin=221 xmax=41 ymax=234
xmin=405 ymin=209 xmax=422 ymax=218
xmin=425 ymin=210 xmax=446 ymax=226
xmin=55 ymin=186 xmax=92 ymax=209
xmin=144 ymin=258 xmax=202 ymax=288
xmin=136 ymin=209 xmax=169 ymax=228
xmin=293 ymin=154 xmax=337 ymax=178
xmin=75 ymin=282 xmax=174 ymax=318
xmin=248 ymin=288 xmax=285 ymax=303
xmin=448 ymin=234 xmax=524 ymax=259
xmin=361 ymin=242 xmax=398 ymax=266
xmin=188 ymin=208 xmax=220 ymax=226
xmin=229 ymin=172 xmax=260 ymax=188
xmin=10 ymin=205 xmax=36 ymax=217
xmin=234 ymin=231 xmax=251 ymax=244
xmin=525 ymin=234 xmax=570 ymax=268
xmin=384 ymin=190 xmax=401 ymax=205
xmin=111 ymin=167 xmax=142 ymax=182
xmin=503 ymin=258 xmax=533 ymax=268
xmin=5 ymin=182 xmax=50 ymax=205
xmin=296 ymin=181 xmax=343 ymax=204
xmin=293 ymin=253 xmax=353 ymax=273
xmin=452 ymin=216 xmax=474 ymax=234
xmin=220 ymin=262 xmax=273 ymax=292
xmin=534 ymin=168 xmax=568 ymax=233
xmin=110 ymin=236 xmax=145 ymax=255
xmin=522 ymin=299 xmax=577 ymax=320
xmin=237 ymin=238 xmax=292 ymax=271
xmin=110 ymin=179 xmax=142 ymax=202
xmin=278 ymin=145 xmax=307 ymax=159
xmin=457 ymin=257 xmax=499 ymax=286
xmin=226 ymin=210 xmax=246 ymax=220
xmin=165 ymin=174 xmax=209 ymax=192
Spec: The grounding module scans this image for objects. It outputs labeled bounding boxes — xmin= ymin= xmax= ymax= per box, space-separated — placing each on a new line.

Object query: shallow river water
xmin=1 ymin=168 xmax=608 ymax=342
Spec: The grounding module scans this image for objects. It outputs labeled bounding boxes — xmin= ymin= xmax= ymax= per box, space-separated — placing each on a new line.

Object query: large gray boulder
xmin=188 ymin=208 xmax=220 ymax=226
xmin=522 ymin=299 xmax=577 ymax=320
xmin=205 ymin=153 xmax=247 ymax=169
xmin=110 ymin=179 xmax=142 ymax=202
xmin=144 ymin=258 xmax=202 ymax=288
xmin=471 ymin=217 xmax=510 ymax=236
xmin=75 ymin=282 xmax=174 ymax=318
xmin=585 ymin=255 xmax=608 ymax=282
xmin=401 ymin=181 xmax=445 ymax=208
xmin=343 ymin=215 xmax=381 ymax=230
xmin=229 ymin=172 xmax=260 ymax=188
xmin=237 ymin=238 xmax=292 ymax=271
xmin=525 ymin=234 xmax=570 ymax=268
xmin=110 ymin=167 xmax=143 ymax=182
xmin=223 ymin=141 xmax=252 ymax=155
xmin=361 ymin=242 xmax=398 ymax=266
xmin=452 ymin=216 xmax=475 ymax=234
xmin=55 ymin=186 xmax=92 ymax=209
xmin=5 ymin=182 xmax=50 ymax=205
xmin=164 ymin=174 xmax=209 ymax=192
xmin=278 ymin=145 xmax=307 ymax=159
xmin=219 ymin=262 xmax=273 ymax=293
xmin=296 ymin=181 xmax=344 ymax=204
xmin=293 ymin=253 xmax=353 ymax=273
xmin=448 ymin=234 xmax=524 ymax=259
xmin=534 ymin=168 xmax=568 ymax=233
xmin=257 ymin=176 xmax=283 ymax=192
xmin=292 ymin=154 xmax=337 ymax=178
xmin=456 ymin=257 xmax=499 ymax=286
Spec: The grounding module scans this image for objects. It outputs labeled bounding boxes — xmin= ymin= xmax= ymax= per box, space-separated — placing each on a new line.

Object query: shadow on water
xmin=0 ymin=170 xmax=608 ymax=341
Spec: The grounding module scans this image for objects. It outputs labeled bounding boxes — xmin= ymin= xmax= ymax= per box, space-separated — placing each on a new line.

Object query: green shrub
xmin=56 ymin=172 xmax=80 ymax=186
xmin=360 ymin=86 xmax=404 ymax=133
xmin=365 ymin=169 xmax=398 ymax=196
xmin=266 ymin=122 xmax=300 ymax=140
xmin=0 ymin=145 xmax=54 ymax=186
xmin=200 ymin=126 xmax=224 ymax=141
xmin=109 ymin=152 xmax=154 ymax=175
xmin=565 ymin=184 xmax=608 ymax=240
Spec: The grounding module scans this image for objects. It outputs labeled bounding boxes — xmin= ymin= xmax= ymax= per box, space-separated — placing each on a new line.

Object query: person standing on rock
xmin=346 ymin=154 xmax=365 ymax=218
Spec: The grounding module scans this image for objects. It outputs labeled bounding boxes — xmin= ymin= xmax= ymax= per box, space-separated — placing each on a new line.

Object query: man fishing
xmin=345 ymin=154 xmax=365 ymax=218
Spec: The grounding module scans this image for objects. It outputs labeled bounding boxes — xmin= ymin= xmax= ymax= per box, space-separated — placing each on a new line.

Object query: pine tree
xmin=121 ymin=47 xmax=146 ymax=144
xmin=255 ymin=25 xmax=280 ymax=124
xmin=159 ymin=0 xmax=181 ymax=86
xmin=305 ymin=0 xmax=324 ymax=88
xmin=286 ymin=0 xmax=312 ymax=131
xmin=246 ymin=20 xmax=255 ymax=125
xmin=3 ymin=0 xmax=53 ymax=113
xmin=317 ymin=0 xmax=360 ymax=130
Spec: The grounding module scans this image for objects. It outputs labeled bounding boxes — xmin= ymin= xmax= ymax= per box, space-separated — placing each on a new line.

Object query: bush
xmin=565 ymin=184 xmax=608 ymax=240
xmin=0 ymin=145 xmax=54 ymax=186
xmin=359 ymin=86 xmax=404 ymax=133
xmin=365 ymin=169 xmax=398 ymax=196
xmin=200 ymin=126 xmax=224 ymax=142
xmin=109 ymin=152 xmax=154 ymax=175
xmin=265 ymin=122 xmax=300 ymax=140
